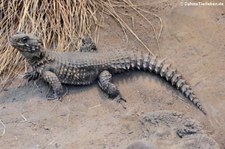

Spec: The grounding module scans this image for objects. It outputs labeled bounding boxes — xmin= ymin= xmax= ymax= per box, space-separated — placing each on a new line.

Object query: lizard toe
xmin=114 ymin=95 xmax=127 ymax=109
xmin=114 ymin=95 xmax=127 ymax=103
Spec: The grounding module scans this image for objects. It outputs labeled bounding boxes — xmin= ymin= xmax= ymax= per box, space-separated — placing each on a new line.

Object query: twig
xmin=0 ymin=120 xmax=6 ymax=137
xmin=88 ymin=104 xmax=101 ymax=109
xmin=20 ymin=114 xmax=28 ymax=122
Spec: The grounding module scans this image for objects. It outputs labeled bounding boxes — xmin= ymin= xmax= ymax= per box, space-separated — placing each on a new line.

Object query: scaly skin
xmin=9 ymin=32 xmax=206 ymax=115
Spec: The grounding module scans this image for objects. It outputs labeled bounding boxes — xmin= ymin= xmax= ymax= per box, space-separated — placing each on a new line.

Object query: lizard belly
xmin=56 ymin=66 xmax=99 ymax=85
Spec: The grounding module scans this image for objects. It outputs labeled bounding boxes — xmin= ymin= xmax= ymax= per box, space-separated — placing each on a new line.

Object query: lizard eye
xmin=21 ymin=37 xmax=29 ymax=43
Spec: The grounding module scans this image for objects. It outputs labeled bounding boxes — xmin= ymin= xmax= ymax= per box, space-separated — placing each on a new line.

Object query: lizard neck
xmin=26 ymin=47 xmax=53 ymax=69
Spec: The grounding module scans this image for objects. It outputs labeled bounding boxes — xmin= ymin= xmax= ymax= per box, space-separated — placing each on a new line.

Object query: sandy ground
xmin=1 ymin=0 xmax=225 ymax=148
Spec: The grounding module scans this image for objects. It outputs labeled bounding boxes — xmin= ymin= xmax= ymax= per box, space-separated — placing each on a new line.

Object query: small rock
xmin=55 ymin=143 xmax=60 ymax=148
xmin=3 ymin=88 xmax=8 ymax=91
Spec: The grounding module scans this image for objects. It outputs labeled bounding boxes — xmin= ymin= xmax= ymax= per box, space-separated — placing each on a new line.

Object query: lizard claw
xmin=114 ymin=95 xmax=127 ymax=109
xmin=116 ymin=97 xmax=127 ymax=103
xmin=23 ymin=72 xmax=32 ymax=81
xmin=23 ymin=71 xmax=39 ymax=82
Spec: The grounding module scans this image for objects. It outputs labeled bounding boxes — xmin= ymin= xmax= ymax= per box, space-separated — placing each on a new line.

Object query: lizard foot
xmin=23 ymin=71 xmax=39 ymax=82
xmin=114 ymin=95 xmax=127 ymax=109
xmin=46 ymin=87 xmax=68 ymax=101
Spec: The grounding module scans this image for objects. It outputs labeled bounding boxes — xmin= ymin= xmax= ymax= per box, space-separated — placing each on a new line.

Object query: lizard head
xmin=9 ymin=32 xmax=43 ymax=62
xmin=9 ymin=32 xmax=42 ymax=52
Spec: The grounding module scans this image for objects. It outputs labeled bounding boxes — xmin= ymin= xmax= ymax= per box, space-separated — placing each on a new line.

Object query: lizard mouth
xmin=9 ymin=38 xmax=24 ymax=50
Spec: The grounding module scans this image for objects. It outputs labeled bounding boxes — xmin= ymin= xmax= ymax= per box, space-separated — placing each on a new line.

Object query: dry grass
xmin=0 ymin=0 xmax=162 ymax=86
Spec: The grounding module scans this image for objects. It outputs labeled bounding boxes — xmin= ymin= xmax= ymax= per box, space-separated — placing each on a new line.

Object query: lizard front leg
xmin=98 ymin=70 xmax=126 ymax=103
xmin=42 ymin=71 xmax=65 ymax=100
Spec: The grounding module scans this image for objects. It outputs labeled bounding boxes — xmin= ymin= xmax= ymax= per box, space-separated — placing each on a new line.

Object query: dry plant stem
xmin=123 ymin=0 xmax=163 ymax=56
xmin=20 ymin=114 xmax=28 ymax=122
xmin=101 ymin=0 xmax=155 ymax=55
xmin=138 ymin=8 xmax=164 ymax=41
xmin=0 ymin=120 xmax=6 ymax=137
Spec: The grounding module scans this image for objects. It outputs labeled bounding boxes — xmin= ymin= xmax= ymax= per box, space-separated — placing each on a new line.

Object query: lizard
xmin=9 ymin=32 xmax=206 ymax=115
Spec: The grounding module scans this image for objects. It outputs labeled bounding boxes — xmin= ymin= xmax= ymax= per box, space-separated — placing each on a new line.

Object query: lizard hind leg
xmin=98 ymin=70 xmax=126 ymax=103
xmin=79 ymin=36 xmax=97 ymax=52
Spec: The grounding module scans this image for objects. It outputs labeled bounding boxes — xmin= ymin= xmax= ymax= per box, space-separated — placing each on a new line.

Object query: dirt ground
xmin=1 ymin=0 xmax=225 ymax=148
